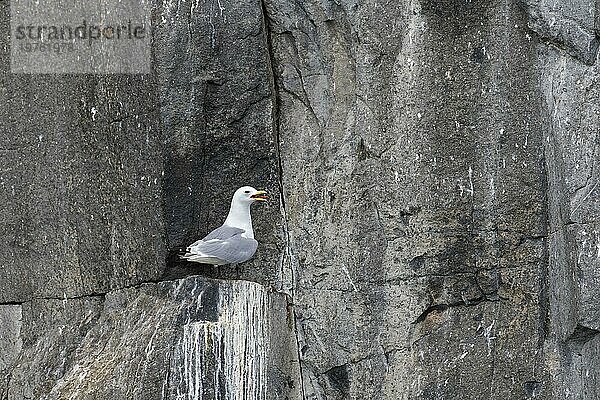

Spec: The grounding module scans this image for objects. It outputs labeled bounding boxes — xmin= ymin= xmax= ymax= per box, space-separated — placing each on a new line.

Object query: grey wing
xmin=187 ymin=225 xmax=246 ymax=249
xmin=190 ymin=236 xmax=258 ymax=264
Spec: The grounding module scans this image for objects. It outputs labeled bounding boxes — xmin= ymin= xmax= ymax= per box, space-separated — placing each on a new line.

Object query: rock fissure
xmin=281 ymin=87 xmax=321 ymax=126
xmin=413 ymin=296 xmax=505 ymax=325
xmin=259 ymin=1 xmax=307 ymax=399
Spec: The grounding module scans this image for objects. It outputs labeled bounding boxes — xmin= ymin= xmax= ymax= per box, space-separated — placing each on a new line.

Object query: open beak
xmin=250 ymin=190 xmax=268 ymax=201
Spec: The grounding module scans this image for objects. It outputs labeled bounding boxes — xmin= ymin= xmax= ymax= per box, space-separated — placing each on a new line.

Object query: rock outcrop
xmin=0 ymin=0 xmax=598 ymax=399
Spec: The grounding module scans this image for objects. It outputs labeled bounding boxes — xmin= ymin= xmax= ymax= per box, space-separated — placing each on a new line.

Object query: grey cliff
xmin=0 ymin=0 xmax=598 ymax=399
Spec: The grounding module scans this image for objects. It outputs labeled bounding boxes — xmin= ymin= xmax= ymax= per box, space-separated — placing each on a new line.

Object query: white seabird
xmin=181 ymin=186 xmax=268 ymax=265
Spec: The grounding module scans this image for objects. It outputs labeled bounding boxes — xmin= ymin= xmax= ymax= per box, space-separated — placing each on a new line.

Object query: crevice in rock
xmin=383 ymin=348 xmax=399 ymax=367
xmin=35 ymin=292 xmax=106 ymax=302
xmin=280 ymin=86 xmax=321 ymax=127
xmin=572 ymin=164 xmax=594 ymax=197
xmin=269 ymin=29 xmax=322 ymax=127
xmin=227 ymin=94 xmax=271 ymax=126
xmin=259 ymin=0 xmax=289 ymax=291
xmin=572 ymin=179 xmax=599 ymax=214
xmin=474 ymin=270 xmax=500 ymax=302
xmin=0 ymin=300 xmax=25 ymax=306
xmin=0 ymin=292 xmax=107 ymax=305
xmin=364 ymin=268 xmax=518 ymax=286
xmin=259 ymin=1 xmax=306 ymax=399
xmin=549 ymin=220 xmax=598 ymax=236
xmin=1 ymin=274 xmax=206 ymax=305
xmin=413 ymin=296 xmax=504 ymax=324
xmin=298 ymin=286 xmax=360 ymax=294
xmin=32 ymin=272 xmax=292 ymax=306
xmin=413 ymin=303 xmax=451 ymax=324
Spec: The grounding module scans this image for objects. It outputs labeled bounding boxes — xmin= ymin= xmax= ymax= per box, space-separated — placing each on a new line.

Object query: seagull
xmin=181 ymin=186 xmax=268 ymax=265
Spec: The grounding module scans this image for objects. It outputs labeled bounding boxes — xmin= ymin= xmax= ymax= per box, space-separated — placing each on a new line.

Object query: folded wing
xmin=183 ymin=225 xmax=258 ymax=264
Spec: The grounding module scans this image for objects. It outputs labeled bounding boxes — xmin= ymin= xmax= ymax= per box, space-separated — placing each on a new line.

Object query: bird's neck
xmin=224 ymin=200 xmax=254 ymax=239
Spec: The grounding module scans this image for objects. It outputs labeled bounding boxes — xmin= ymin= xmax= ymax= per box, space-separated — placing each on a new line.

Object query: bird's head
xmin=234 ymin=186 xmax=268 ymax=204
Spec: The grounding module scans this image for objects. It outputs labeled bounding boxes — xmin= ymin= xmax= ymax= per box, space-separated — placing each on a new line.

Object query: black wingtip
xmin=164 ymin=248 xmax=227 ymax=280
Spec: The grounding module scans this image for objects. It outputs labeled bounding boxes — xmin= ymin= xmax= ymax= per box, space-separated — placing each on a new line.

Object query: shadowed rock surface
xmin=0 ymin=0 xmax=598 ymax=399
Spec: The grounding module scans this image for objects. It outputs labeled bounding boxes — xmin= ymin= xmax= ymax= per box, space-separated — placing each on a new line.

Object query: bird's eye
xmin=244 ymin=190 xmax=250 ymax=194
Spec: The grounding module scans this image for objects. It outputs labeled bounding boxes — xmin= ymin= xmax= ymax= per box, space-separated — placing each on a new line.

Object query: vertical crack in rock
xmin=173 ymin=281 xmax=269 ymax=399
xmin=259 ymin=0 xmax=292 ymax=294
xmin=259 ymin=1 xmax=306 ymax=399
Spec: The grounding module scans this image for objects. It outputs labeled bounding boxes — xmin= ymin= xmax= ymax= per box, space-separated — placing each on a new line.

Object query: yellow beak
xmin=250 ymin=190 xmax=268 ymax=201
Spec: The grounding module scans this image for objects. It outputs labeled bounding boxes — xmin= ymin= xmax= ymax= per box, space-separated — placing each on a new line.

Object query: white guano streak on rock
xmin=177 ymin=281 xmax=269 ymax=400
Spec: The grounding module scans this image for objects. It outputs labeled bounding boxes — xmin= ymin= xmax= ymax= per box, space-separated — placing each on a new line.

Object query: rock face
xmin=0 ymin=0 xmax=598 ymax=400
xmin=2 ymin=278 xmax=298 ymax=400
